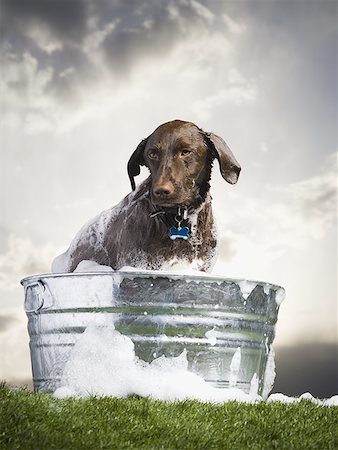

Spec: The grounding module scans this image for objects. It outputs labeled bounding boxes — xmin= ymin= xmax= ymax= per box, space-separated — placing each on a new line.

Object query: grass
xmin=1 ymin=383 xmax=337 ymax=450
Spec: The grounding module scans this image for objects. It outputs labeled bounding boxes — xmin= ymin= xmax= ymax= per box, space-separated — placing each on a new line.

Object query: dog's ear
xmin=205 ymin=132 xmax=241 ymax=184
xmin=127 ymin=138 xmax=147 ymax=191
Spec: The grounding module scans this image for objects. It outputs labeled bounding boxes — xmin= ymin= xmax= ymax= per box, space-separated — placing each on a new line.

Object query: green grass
xmin=1 ymin=383 xmax=337 ymax=450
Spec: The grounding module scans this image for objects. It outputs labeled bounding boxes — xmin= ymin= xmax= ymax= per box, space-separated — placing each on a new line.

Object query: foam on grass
xmin=53 ymin=322 xmax=338 ymax=406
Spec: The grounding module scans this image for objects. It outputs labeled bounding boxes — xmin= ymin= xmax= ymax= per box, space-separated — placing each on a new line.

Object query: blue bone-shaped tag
xmin=169 ymin=226 xmax=190 ymax=240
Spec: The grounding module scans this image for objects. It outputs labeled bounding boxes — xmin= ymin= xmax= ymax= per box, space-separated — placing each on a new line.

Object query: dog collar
xmin=169 ymin=207 xmax=189 ymax=240
xmin=149 ymin=206 xmax=191 ymax=240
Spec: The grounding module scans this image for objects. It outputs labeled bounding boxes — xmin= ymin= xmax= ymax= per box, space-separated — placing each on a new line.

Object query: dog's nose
xmin=154 ymin=182 xmax=174 ymax=198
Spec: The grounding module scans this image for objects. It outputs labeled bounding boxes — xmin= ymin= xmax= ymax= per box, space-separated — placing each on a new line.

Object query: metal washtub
xmin=21 ymin=271 xmax=284 ymax=397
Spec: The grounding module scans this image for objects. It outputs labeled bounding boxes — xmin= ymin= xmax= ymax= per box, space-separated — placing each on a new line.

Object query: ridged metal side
xmin=21 ymin=271 xmax=283 ymax=397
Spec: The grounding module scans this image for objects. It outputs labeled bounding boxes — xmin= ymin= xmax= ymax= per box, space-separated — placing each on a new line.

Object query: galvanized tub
xmin=21 ymin=271 xmax=285 ymax=398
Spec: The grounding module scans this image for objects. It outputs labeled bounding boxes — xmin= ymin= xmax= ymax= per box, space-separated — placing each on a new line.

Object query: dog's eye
xmin=180 ymin=149 xmax=192 ymax=157
xmin=148 ymin=151 xmax=159 ymax=160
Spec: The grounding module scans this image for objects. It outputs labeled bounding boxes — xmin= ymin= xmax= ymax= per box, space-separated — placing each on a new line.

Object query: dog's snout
xmin=154 ymin=182 xmax=174 ymax=198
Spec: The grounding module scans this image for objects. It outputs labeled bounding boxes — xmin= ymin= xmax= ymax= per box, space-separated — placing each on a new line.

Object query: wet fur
xmin=52 ymin=120 xmax=240 ymax=273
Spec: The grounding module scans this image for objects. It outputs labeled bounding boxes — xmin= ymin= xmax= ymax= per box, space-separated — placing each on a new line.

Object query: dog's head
xmin=127 ymin=120 xmax=241 ymax=208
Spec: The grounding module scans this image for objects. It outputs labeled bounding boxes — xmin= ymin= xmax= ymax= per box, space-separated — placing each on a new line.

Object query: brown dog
xmin=52 ymin=120 xmax=241 ymax=273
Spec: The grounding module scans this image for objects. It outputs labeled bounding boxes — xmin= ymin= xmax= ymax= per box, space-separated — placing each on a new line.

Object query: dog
xmin=52 ymin=120 xmax=241 ymax=273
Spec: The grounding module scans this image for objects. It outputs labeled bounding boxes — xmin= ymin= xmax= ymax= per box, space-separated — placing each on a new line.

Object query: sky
xmin=0 ymin=0 xmax=337 ymax=395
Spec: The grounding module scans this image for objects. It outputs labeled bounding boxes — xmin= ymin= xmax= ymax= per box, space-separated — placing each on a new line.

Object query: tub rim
xmin=20 ymin=270 xmax=285 ymax=293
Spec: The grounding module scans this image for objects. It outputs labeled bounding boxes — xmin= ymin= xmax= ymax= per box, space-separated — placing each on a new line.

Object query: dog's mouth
xmin=152 ymin=199 xmax=186 ymax=209
xmin=149 ymin=185 xmax=206 ymax=211
xmin=150 ymin=191 xmax=187 ymax=209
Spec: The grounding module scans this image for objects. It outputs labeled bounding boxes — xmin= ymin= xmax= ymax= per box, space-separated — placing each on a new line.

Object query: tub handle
xmin=24 ymin=280 xmax=51 ymax=313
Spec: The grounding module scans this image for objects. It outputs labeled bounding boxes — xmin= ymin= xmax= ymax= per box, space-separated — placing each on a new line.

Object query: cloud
xmin=1 ymin=0 xmax=216 ymax=91
xmin=2 ymin=51 xmax=53 ymax=105
xmin=97 ymin=0 xmax=216 ymax=72
xmin=259 ymin=142 xmax=269 ymax=153
xmin=2 ymin=0 xmax=89 ymax=46
xmin=214 ymin=153 xmax=337 ymax=276
xmin=0 ymin=50 xmax=55 ymax=133
xmin=1 ymin=0 xmax=233 ymax=133
xmin=0 ymin=307 xmax=32 ymax=381
xmin=192 ymin=71 xmax=257 ymax=120
xmin=0 ymin=235 xmax=59 ymax=382
xmin=0 ymin=314 xmax=18 ymax=332
xmin=266 ymin=154 xmax=337 ymax=243
xmin=222 ymin=14 xmax=246 ymax=34
xmin=24 ymin=23 xmax=64 ymax=55
xmin=192 ymin=81 xmax=257 ymax=120
xmin=0 ymin=235 xmax=58 ymax=291
xmin=0 ymin=11 xmax=243 ymax=134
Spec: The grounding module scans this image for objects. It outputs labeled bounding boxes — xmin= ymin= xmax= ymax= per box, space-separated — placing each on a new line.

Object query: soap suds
xmin=262 ymin=347 xmax=276 ymax=399
xmin=275 ymin=287 xmax=286 ymax=306
xmin=238 ymin=281 xmax=256 ymax=300
xmin=74 ymin=260 xmax=114 ymax=272
xmin=52 ymin=322 xmax=338 ymax=406
xmin=229 ymin=347 xmax=241 ymax=388
xmin=205 ymin=329 xmax=217 ymax=346
xmin=249 ymin=373 xmax=259 ymax=397
xmin=54 ymin=323 xmax=258 ymax=403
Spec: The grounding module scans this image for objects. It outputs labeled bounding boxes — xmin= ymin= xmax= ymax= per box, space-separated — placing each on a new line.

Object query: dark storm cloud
xmin=2 ymin=0 xmax=89 ymax=43
xmin=273 ymin=343 xmax=338 ymax=398
xmin=2 ymin=0 xmax=98 ymax=102
xmin=1 ymin=0 xmax=216 ymax=100
xmin=95 ymin=0 xmax=214 ymax=74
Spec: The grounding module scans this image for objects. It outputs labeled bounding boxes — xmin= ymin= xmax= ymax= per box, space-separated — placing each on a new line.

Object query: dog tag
xmin=169 ymin=226 xmax=190 ymax=240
